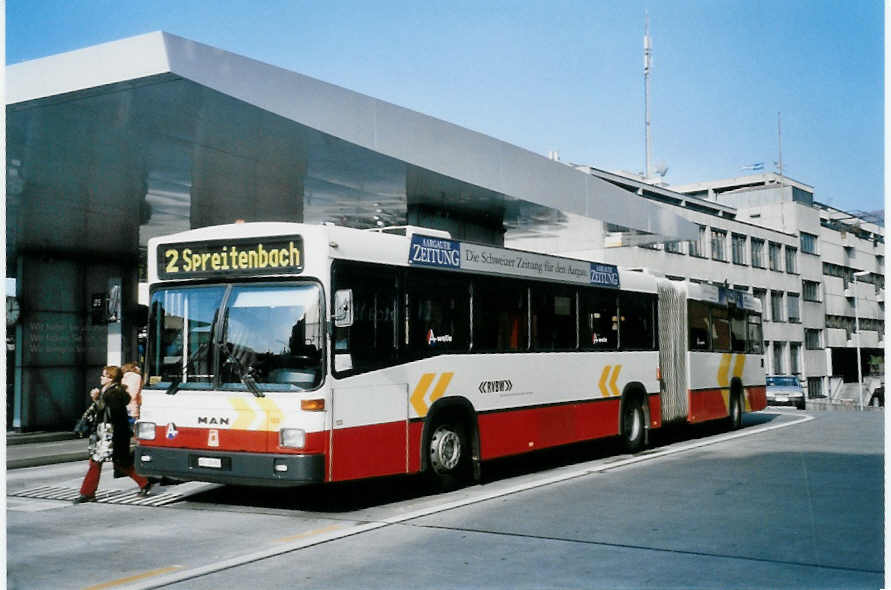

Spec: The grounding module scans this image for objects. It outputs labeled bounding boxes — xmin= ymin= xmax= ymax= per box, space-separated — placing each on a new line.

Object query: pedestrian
xmin=121 ymin=362 xmax=143 ymax=429
xmin=74 ymin=365 xmax=152 ymax=503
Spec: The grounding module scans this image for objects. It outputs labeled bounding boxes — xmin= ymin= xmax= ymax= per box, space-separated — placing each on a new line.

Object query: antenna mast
xmin=776 ymin=111 xmax=784 ymax=186
xmin=644 ymin=12 xmax=653 ymax=180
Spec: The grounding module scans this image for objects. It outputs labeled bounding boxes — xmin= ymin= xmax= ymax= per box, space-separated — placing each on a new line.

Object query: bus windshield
xmin=147 ymin=282 xmax=324 ymax=392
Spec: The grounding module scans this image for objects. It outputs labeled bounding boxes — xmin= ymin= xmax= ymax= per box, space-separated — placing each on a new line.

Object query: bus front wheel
xmin=727 ymin=391 xmax=743 ymax=430
xmin=427 ymin=422 xmax=470 ymax=490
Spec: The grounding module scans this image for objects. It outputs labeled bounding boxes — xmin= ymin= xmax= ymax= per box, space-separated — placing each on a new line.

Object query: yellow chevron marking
xmin=430 ymin=372 xmax=454 ymax=403
xmin=256 ymin=397 xmax=283 ymax=430
xmin=598 ymin=366 xmax=612 ymax=396
xmin=717 ymin=353 xmax=732 ymax=387
xmin=744 ymin=390 xmax=752 ymax=412
xmin=228 ymin=397 xmax=255 ymax=429
xmin=733 ymin=354 xmax=746 ymax=379
xmin=609 ymin=364 xmax=622 ymax=396
xmin=410 ymin=373 xmax=437 ymax=417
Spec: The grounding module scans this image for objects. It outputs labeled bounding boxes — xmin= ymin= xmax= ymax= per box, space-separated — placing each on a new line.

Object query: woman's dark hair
xmin=103 ymin=365 xmax=123 ymax=383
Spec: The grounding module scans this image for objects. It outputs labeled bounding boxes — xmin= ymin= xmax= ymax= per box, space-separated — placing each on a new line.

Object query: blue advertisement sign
xmin=589 ymin=263 xmax=620 ymax=288
xmin=409 ymin=235 xmax=461 ymax=269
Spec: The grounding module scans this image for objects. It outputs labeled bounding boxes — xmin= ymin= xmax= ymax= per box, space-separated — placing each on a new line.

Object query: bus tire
xmin=727 ymin=389 xmax=743 ymax=431
xmin=621 ymin=395 xmax=646 ymax=453
xmin=426 ymin=421 xmax=470 ymax=491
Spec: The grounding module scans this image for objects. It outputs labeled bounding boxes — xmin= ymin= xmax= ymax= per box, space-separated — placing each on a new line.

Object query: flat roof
xmin=7 ymin=32 xmax=699 ymax=253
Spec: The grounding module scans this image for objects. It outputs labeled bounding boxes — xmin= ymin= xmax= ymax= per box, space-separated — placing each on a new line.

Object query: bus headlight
xmin=136 ymin=421 xmax=156 ymax=440
xmin=279 ymin=428 xmax=306 ymax=449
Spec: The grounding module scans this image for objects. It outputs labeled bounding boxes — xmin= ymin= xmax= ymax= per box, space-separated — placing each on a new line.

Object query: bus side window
xmin=711 ymin=306 xmax=731 ymax=352
xmin=746 ymin=313 xmax=764 ymax=354
xmin=619 ymin=292 xmax=656 ymax=350
xmin=580 ymin=288 xmax=617 ymax=350
xmin=532 ymin=284 xmax=577 ymax=351
xmin=406 ymin=270 xmax=469 ymax=357
xmin=730 ymin=307 xmax=747 ymax=352
xmin=688 ymin=300 xmax=710 ymax=350
xmin=332 ymin=262 xmax=398 ymax=375
xmin=475 ymin=278 xmax=528 ymax=352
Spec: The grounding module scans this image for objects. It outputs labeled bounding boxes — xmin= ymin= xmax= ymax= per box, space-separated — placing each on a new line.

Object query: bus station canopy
xmin=7 ymin=31 xmax=698 ymax=262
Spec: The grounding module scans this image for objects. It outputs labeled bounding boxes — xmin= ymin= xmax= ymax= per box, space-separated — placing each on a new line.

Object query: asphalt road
xmin=7 ymin=409 xmax=884 ymax=589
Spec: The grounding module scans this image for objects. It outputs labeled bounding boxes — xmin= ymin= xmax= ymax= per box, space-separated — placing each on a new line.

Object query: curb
xmin=7 ymin=451 xmax=89 ymax=470
xmin=7 ymin=432 xmax=79 ymax=446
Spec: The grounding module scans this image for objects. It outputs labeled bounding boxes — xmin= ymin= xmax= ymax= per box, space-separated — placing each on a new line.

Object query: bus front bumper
xmin=135 ymin=445 xmax=325 ymax=487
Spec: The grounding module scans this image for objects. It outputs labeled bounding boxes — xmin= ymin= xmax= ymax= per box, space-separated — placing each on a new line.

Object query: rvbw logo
xmin=479 ymin=379 xmax=513 ymax=394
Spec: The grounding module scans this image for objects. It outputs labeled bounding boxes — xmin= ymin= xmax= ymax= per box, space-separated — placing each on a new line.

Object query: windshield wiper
xmin=222 ymin=343 xmax=264 ymax=398
xmin=165 ymin=340 xmax=214 ymax=396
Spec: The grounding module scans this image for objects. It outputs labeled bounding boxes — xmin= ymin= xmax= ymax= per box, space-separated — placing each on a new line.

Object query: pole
xmin=644 ymin=12 xmax=652 ymax=179
xmin=777 ymin=112 xmax=784 ymax=186
xmin=854 ymin=285 xmax=864 ymax=410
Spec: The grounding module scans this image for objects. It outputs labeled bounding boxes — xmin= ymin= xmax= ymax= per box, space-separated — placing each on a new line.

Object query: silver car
xmin=766 ymin=375 xmax=806 ymax=410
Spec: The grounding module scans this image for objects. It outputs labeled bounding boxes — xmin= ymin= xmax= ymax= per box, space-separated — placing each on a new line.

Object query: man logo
xmin=166 ymin=423 xmax=178 ymax=439
xmin=208 ymin=429 xmax=219 ymax=447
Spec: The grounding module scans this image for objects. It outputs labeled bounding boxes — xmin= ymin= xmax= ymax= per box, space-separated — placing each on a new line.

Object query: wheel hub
xmin=430 ymin=427 xmax=461 ymax=472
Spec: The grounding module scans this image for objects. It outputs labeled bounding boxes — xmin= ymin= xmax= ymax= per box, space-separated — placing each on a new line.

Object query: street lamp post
xmin=853 ymin=270 xmax=870 ymax=410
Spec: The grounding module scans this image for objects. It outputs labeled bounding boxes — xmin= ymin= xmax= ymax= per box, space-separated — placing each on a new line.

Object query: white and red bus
xmin=135 ymin=222 xmax=766 ymax=488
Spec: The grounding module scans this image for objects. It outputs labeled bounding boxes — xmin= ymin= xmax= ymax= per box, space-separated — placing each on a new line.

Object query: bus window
xmin=711 ymin=306 xmax=731 ymax=352
xmin=619 ymin=292 xmax=656 ymax=350
xmin=532 ymin=285 xmax=577 ymax=351
xmin=406 ymin=271 xmax=470 ymax=357
xmin=332 ymin=263 xmax=398 ymax=375
xmin=220 ymin=283 xmax=324 ymax=390
xmin=746 ymin=313 xmax=764 ymax=354
xmin=730 ymin=307 xmax=747 ymax=352
xmin=580 ymin=288 xmax=617 ymax=350
xmin=688 ymin=300 xmax=710 ymax=350
xmin=475 ymin=278 xmax=528 ymax=352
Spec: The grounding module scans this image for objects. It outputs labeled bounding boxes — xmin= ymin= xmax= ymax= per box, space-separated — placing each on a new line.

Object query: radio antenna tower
xmin=643 ymin=12 xmax=653 ymax=180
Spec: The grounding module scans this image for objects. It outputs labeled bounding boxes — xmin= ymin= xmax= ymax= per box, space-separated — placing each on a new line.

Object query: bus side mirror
xmin=334 ymin=289 xmax=353 ymax=327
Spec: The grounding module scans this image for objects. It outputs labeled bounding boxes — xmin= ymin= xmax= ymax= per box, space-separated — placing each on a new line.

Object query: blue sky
xmin=6 ymin=0 xmax=884 ymax=214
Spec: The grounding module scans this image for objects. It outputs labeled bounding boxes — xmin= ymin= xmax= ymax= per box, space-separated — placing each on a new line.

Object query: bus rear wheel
xmin=427 ymin=422 xmax=470 ymax=491
xmin=727 ymin=391 xmax=743 ymax=430
xmin=621 ymin=396 xmax=646 ymax=453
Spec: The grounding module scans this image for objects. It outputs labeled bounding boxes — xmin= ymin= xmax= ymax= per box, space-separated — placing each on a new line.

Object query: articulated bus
xmin=135 ymin=222 xmax=766 ymax=488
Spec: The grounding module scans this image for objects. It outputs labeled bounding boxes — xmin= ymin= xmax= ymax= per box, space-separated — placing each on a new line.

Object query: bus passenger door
xmin=330 ymin=383 xmax=409 ymax=481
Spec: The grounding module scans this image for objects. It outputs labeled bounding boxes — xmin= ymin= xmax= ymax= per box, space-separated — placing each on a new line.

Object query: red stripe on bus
xmin=477 ymin=398 xmax=622 ymax=460
xmin=747 ymin=385 xmax=767 ymax=411
xmin=140 ymin=426 xmax=327 ymax=454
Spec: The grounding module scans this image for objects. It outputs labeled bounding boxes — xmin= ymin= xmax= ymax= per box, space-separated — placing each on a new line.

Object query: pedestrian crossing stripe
xmin=8 ymin=486 xmax=185 ymax=507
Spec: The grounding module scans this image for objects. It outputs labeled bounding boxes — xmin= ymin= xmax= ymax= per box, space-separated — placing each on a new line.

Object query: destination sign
xmin=408 ymin=234 xmax=619 ymax=288
xmin=158 ymin=236 xmax=303 ymax=279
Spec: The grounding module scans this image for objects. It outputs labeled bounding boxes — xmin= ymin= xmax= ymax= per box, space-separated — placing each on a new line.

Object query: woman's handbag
xmin=73 ymin=402 xmax=98 ymax=438
xmin=87 ymin=404 xmax=114 ymax=463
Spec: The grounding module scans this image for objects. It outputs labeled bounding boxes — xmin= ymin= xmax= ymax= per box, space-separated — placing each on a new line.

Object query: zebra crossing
xmin=9 ymin=485 xmax=189 ymax=507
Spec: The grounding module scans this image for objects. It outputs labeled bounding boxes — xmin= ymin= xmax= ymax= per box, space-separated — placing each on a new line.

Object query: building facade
xmin=510 ymin=171 xmax=884 ymax=403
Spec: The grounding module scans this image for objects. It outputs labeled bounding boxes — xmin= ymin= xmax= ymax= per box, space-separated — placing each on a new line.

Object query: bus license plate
xmin=197 ymin=457 xmax=222 ymax=469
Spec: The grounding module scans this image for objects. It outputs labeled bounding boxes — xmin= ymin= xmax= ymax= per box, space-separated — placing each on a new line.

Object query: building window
xmin=665 ymin=241 xmax=683 ymax=254
xmin=770 ymin=291 xmax=784 ymax=322
xmin=790 ymin=342 xmax=801 ymax=374
xmin=805 ymin=328 xmax=822 ymax=350
xmin=772 ymin=341 xmax=785 ymax=374
xmin=802 ymin=280 xmax=821 ymax=302
xmin=769 ymin=242 xmax=783 ymax=271
xmin=689 ymin=225 xmax=707 ymax=258
xmin=807 ymin=377 xmax=823 ymax=398
xmin=711 ymin=229 xmax=727 ymax=262
xmin=801 ymin=232 xmax=818 ymax=255
xmin=785 ymin=246 xmax=798 ymax=274
xmin=731 ymin=234 xmax=747 ymax=265
xmin=751 ymin=238 xmax=765 ymax=268
xmin=787 ymin=293 xmax=800 ymax=323
xmin=753 ymin=288 xmax=767 ymax=316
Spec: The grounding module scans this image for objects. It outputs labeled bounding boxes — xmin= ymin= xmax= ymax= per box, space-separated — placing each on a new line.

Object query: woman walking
xmin=74 ymin=365 xmax=152 ymax=503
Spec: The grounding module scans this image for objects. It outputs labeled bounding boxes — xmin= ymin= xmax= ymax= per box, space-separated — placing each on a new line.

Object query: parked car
xmin=765 ymin=375 xmax=806 ymax=410
xmin=869 ymin=386 xmax=884 ymax=407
